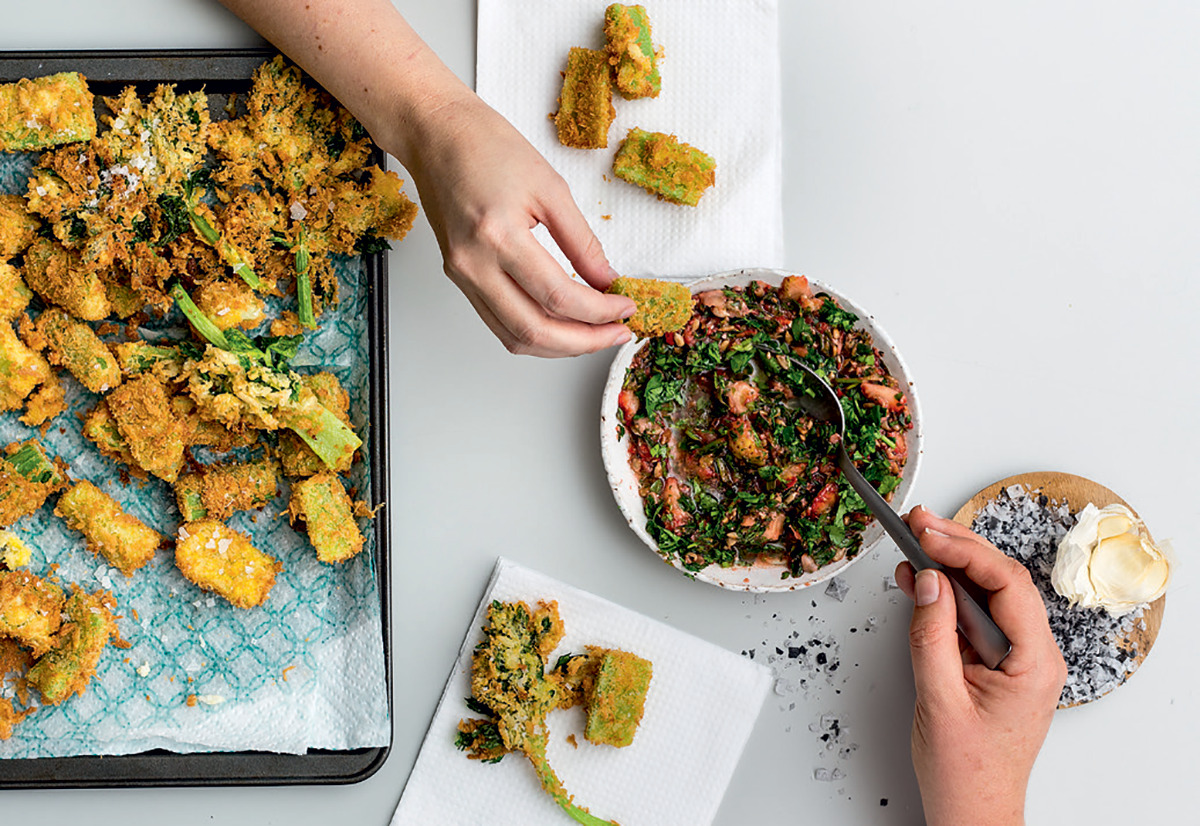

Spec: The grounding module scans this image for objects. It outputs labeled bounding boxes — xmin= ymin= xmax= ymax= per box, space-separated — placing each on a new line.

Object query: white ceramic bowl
xmin=600 ymin=268 xmax=923 ymax=592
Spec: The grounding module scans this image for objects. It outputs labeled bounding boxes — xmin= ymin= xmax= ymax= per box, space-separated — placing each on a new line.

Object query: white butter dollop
xmin=1051 ymin=503 xmax=1172 ymax=617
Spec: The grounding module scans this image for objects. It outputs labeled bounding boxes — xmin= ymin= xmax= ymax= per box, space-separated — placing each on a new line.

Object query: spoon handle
xmin=837 ymin=449 xmax=1012 ymax=669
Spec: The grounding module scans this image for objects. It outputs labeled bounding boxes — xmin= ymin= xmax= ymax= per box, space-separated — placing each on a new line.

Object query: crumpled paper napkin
xmin=391 ymin=557 xmax=771 ymax=826
xmin=476 ymin=0 xmax=784 ymax=278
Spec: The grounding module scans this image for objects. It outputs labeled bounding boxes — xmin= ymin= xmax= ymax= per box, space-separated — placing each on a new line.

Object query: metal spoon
xmin=787 ymin=359 xmax=1012 ymax=670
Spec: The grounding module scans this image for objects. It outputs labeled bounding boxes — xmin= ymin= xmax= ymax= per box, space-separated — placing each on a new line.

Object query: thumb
xmin=908 ymin=569 xmax=968 ymax=708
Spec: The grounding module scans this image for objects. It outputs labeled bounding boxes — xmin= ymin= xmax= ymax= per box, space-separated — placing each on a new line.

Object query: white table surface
xmin=2 ymin=2 xmax=1197 ymax=824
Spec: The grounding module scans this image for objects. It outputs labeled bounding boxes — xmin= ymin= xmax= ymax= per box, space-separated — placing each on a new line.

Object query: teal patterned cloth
xmin=0 ymin=152 xmax=389 ymax=757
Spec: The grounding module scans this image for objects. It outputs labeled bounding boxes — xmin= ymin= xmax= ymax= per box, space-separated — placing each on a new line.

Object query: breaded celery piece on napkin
xmin=26 ymin=589 xmax=118 ymax=705
xmin=612 ymin=127 xmax=716 ymax=206
xmin=554 ymin=47 xmax=615 ymax=150
xmin=288 ymin=471 xmax=365 ymax=563
xmin=55 ymin=480 xmax=162 ymax=576
xmin=605 ymin=4 xmax=662 ymax=99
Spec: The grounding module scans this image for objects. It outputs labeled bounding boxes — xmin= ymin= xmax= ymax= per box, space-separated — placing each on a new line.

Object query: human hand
xmin=896 ymin=506 xmax=1067 ymax=826
xmin=394 ymin=89 xmax=636 ymax=357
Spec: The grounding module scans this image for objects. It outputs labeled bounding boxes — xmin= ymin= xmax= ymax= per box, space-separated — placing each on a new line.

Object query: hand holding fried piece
xmin=26 ymin=589 xmax=118 ymax=705
xmin=612 ymin=128 xmax=716 ymax=207
xmin=55 ymin=480 xmax=162 ymax=577
xmin=0 ymin=569 xmax=65 ymax=658
xmin=288 ymin=471 xmax=364 ymax=563
xmin=606 ymin=277 xmax=694 ymax=337
xmin=174 ymin=520 xmax=281 ymax=609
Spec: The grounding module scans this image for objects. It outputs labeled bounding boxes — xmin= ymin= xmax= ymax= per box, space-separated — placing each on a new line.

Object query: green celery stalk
xmin=170 ymin=282 xmax=229 ymax=350
xmin=294 ymin=226 xmax=316 ymax=330
xmin=189 ymin=211 xmax=261 ymax=290
xmin=278 ymin=400 xmax=361 ymax=474
xmin=4 ymin=441 xmax=63 ymax=486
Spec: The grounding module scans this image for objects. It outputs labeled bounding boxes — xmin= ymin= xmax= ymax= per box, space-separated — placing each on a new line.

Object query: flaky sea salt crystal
xmin=824 ymin=576 xmax=850 ymax=602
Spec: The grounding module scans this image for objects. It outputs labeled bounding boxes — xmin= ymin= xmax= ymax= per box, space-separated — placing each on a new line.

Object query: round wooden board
xmin=953 ymin=471 xmax=1165 ymax=709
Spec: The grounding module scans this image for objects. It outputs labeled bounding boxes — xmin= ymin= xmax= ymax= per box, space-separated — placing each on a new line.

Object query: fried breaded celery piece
xmin=81 ymin=399 xmax=138 ymax=469
xmin=113 ymin=340 xmax=184 ymax=381
xmin=278 ymin=372 xmax=351 ymax=477
xmin=193 ymin=278 xmax=266 ymax=331
xmin=276 ymin=168 xmax=417 ymax=328
xmin=554 ymin=47 xmax=615 ymax=152
xmin=0 ymin=569 xmax=65 ymax=657
xmin=106 ymin=374 xmax=188 ymax=483
xmin=26 ymin=589 xmax=117 ymax=705
xmin=458 ymin=600 xmax=617 ymax=826
xmin=0 ymin=321 xmax=52 ymax=413
xmin=209 ymin=56 xmax=414 ymax=326
xmin=174 ymin=520 xmax=280 ymax=609
xmin=288 ymin=471 xmax=364 ymax=563
xmin=0 ymin=264 xmax=32 ymax=324
xmin=20 ymin=308 xmax=122 ymax=394
xmin=582 ymin=649 xmax=653 ymax=748
xmin=20 ymin=374 xmax=67 ymax=428
xmin=21 ymin=238 xmax=112 ymax=320
xmin=0 ymin=72 xmax=96 ymax=152
xmin=0 ymin=439 xmax=68 ymax=528
xmin=208 ymin=56 xmax=371 ymax=195
xmin=0 ymin=194 xmax=40 ymax=258
xmin=172 ymin=283 xmax=361 ymax=472
xmin=104 ymin=279 xmax=144 ymax=320
xmin=55 ymin=480 xmax=161 ymax=576
xmin=175 ymin=458 xmax=278 ymax=522
xmin=612 ymin=128 xmax=716 ymax=207
xmin=604 ymin=4 xmax=663 ymax=100
xmin=606 ymin=277 xmax=694 ymax=337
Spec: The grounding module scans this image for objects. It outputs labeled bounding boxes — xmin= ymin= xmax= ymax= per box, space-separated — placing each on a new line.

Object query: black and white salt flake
xmin=970 ymin=484 xmax=1149 ymax=707
xmin=824 ymin=576 xmax=850 ymax=603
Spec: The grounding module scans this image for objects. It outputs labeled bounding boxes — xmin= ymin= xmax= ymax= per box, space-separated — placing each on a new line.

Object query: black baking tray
xmin=0 ymin=49 xmax=392 ymax=788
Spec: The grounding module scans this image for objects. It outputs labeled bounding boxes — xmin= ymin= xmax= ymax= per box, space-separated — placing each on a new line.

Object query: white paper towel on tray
xmin=391 ymin=557 xmax=771 ymax=826
xmin=476 ymin=0 xmax=784 ymax=279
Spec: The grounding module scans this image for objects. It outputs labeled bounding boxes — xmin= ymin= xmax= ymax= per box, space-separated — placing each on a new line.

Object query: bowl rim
xmin=600 ymin=267 xmax=924 ymax=593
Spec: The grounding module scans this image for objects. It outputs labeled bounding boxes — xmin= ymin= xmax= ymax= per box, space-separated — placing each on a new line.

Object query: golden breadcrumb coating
xmin=606 ymin=276 xmax=694 ymax=337
xmin=174 ymin=520 xmax=281 ymax=609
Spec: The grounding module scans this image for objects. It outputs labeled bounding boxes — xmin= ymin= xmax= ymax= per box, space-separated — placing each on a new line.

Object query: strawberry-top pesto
xmin=617 ymin=276 xmax=912 ymax=578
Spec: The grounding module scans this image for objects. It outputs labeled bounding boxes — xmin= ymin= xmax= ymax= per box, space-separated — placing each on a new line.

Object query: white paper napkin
xmin=391 ymin=557 xmax=771 ymax=826
xmin=476 ymin=0 xmax=784 ymax=279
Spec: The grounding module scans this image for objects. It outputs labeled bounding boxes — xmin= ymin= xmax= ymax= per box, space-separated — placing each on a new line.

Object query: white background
xmin=2 ymin=2 xmax=1197 ymax=824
